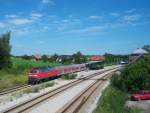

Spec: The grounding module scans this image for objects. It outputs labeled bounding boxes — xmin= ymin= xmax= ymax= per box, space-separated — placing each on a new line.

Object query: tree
xmin=42 ymin=55 xmax=48 ymax=62
xmin=72 ymin=51 xmax=87 ymax=64
xmin=50 ymin=53 xmax=59 ymax=62
xmin=142 ymin=45 xmax=150 ymax=53
xmin=60 ymin=55 xmax=72 ymax=64
xmin=111 ymin=55 xmax=150 ymax=91
xmin=22 ymin=54 xmax=32 ymax=60
xmin=104 ymin=53 xmax=128 ymax=64
xmin=0 ymin=32 xmax=12 ymax=69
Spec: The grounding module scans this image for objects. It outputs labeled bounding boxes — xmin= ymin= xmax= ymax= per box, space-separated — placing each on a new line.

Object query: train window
xmin=40 ymin=68 xmax=48 ymax=72
xmin=30 ymin=70 xmax=38 ymax=74
xmin=81 ymin=66 xmax=84 ymax=69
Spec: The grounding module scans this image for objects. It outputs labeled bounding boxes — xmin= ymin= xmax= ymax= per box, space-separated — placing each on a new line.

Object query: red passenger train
xmin=28 ymin=64 xmax=87 ymax=84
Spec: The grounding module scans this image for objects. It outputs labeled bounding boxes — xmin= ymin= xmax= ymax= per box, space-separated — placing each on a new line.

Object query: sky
xmin=0 ymin=0 xmax=150 ymax=55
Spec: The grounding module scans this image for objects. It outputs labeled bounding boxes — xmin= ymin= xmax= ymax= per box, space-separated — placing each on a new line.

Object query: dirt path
xmin=126 ymin=100 xmax=150 ymax=113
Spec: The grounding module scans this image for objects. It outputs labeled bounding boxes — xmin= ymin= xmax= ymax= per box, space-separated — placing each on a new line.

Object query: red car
xmin=131 ymin=90 xmax=150 ymax=101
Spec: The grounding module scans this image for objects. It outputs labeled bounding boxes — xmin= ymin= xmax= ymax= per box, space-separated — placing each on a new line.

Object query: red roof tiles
xmin=90 ymin=55 xmax=105 ymax=61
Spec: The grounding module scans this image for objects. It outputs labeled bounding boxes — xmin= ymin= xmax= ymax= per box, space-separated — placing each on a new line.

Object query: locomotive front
xmin=28 ymin=68 xmax=40 ymax=84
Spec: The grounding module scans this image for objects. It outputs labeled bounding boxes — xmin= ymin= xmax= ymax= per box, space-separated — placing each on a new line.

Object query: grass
xmin=93 ymin=86 xmax=141 ymax=113
xmin=12 ymin=57 xmax=60 ymax=68
xmin=61 ymin=73 xmax=77 ymax=80
xmin=22 ymin=81 xmax=55 ymax=94
xmin=104 ymin=63 xmax=113 ymax=66
xmin=0 ymin=73 xmax=27 ymax=90
xmin=5 ymin=81 xmax=55 ymax=102
xmin=0 ymin=57 xmax=61 ymax=91
xmin=9 ymin=57 xmax=61 ymax=74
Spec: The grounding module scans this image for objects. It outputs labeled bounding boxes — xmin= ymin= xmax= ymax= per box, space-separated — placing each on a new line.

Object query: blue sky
xmin=0 ymin=0 xmax=150 ymax=55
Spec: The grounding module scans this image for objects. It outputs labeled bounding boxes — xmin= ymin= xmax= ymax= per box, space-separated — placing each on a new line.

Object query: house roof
xmin=132 ymin=48 xmax=148 ymax=55
xmin=90 ymin=55 xmax=105 ymax=61
xmin=33 ymin=54 xmax=41 ymax=59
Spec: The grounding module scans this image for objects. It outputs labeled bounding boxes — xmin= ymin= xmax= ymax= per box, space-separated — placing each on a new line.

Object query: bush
xmin=0 ymin=73 xmax=27 ymax=91
xmin=0 ymin=32 xmax=12 ymax=69
xmin=93 ymin=86 xmax=140 ymax=113
xmin=22 ymin=81 xmax=54 ymax=94
xmin=42 ymin=82 xmax=54 ymax=87
xmin=32 ymin=87 xmax=40 ymax=93
xmin=111 ymin=55 xmax=150 ymax=92
xmin=62 ymin=73 xmax=77 ymax=80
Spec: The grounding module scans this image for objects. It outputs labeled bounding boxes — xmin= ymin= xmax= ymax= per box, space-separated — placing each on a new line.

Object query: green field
xmin=12 ymin=57 xmax=60 ymax=70
xmin=0 ymin=57 xmax=61 ymax=91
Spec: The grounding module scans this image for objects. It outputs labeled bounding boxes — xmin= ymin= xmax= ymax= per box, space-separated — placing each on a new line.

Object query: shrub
xmin=22 ymin=81 xmax=54 ymax=94
xmin=93 ymin=86 xmax=140 ymax=113
xmin=32 ymin=87 xmax=40 ymax=93
xmin=62 ymin=73 xmax=77 ymax=80
xmin=111 ymin=55 xmax=150 ymax=92
xmin=0 ymin=32 xmax=12 ymax=69
xmin=42 ymin=82 xmax=54 ymax=88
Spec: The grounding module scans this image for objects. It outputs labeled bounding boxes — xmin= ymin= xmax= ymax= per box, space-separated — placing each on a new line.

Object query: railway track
xmin=0 ymin=85 xmax=32 ymax=96
xmin=2 ymin=66 xmax=120 ymax=113
xmin=57 ymin=71 xmax=113 ymax=113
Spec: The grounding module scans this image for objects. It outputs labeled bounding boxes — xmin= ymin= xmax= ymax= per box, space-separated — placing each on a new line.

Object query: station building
xmin=88 ymin=55 xmax=105 ymax=69
xmin=129 ymin=48 xmax=148 ymax=62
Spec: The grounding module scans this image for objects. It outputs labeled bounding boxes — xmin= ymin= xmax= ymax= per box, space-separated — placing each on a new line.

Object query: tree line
xmin=20 ymin=51 xmax=88 ymax=64
xmin=21 ymin=52 xmax=128 ymax=65
xmin=1 ymin=31 xmax=149 ymax=70
xmin=0 ymin=32 xmax=11 ymax=69
xmin=104 ymin=53 xmax=128 ymax=64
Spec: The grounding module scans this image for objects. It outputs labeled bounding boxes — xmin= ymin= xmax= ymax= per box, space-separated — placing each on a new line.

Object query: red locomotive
xmin=28 ymin=64 xmax=87 ymax=84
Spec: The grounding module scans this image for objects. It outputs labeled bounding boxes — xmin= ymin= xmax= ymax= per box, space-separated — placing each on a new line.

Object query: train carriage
xmin=28 ymin=64 xmax=87 ymax=84
xmin=28 ymin=61 xmax=104 ymax=84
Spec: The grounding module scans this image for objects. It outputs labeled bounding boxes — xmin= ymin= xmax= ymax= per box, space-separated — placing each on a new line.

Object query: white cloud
xmin=38 ymin=0 xmax=55 ymax=12
xmin=42 ymin=0 xmax=55 ymax=5
xmin=5 ymin=14 xmax=17 ymax=18
xmin=89 ymin=16 xmax=103 ymax=19
xmin=65 ymin=24 xmax=109 ymax=34
xmin=64 ymin=21 xmax=143 ymax=34
xmin=12 ymin=27 xmax=38 ymax=36
xmin=126 ymin=9 xmax=136 ymax=13
xmin=110 ymin=13 xmax=120 ymax=17
xmin=0 ymin=22 xmax=6 ymax=28
xmin=8 ymin=18 xmax=33 ymax=25
xmin=30 ymin=12 xmax=43 ymax=20
xmin=122 ymin=14 xmax=141 ymax=22
xmin=31 ymin=13 xmax=42 ymax=18
xmin=61 ymin=19 xmax=69 ymax=23
xmin=38 ymin=41 xmax=45 ymax=44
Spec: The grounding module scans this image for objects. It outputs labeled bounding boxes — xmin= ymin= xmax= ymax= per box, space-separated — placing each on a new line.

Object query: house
xmin=32 ymin=54 xmax=42 ymax=61
xmin=129 ymin=48 xmax=148 ymax=62
xmin=90 ymin=55 xmax=105 ymax=62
